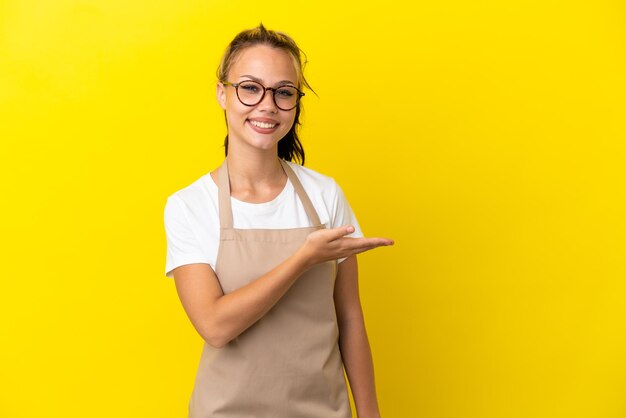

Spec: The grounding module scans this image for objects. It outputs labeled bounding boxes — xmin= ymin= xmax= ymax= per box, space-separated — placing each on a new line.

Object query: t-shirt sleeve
xmin=330 ymin=180 xmax=364 ymax=264
xmin=163 ymin=195 xmax=211 ymax=278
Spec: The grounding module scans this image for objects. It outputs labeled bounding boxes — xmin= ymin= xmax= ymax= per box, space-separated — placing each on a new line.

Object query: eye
xmin=276 ymin=88 xmax=295 ymax=97
xmin=241 ymin=84 xmax=260 ymax=93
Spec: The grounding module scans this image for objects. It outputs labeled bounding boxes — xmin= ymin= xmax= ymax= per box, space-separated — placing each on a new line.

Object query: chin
xmin=247 ymin=137 xmax=282 ymax=151
xmin=251 ymin=132 xmax=288 ymax=146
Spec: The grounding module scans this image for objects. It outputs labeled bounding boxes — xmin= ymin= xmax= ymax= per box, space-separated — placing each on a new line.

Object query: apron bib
xmin=188 ymin=158 xmax=352 ymax=418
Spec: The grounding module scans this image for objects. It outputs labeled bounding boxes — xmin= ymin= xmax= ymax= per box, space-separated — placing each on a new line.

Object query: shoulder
xmin=284 ymin=160 xmax=340 ymax=198
xmin=284 ymin=161 xmax=362 ymax=239
xmin=165 ymin=171 xmax=217 ymax=216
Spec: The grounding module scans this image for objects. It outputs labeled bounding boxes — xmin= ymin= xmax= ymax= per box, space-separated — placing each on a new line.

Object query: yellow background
xmin=1 ymin=1 xmax=625 ymax=417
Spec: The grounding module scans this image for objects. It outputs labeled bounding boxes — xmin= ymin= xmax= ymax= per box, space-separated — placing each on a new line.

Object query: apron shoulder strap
xmin=216 ymin=158 xmax=234 ymax=229
xmin=279 ymin=159 xmax=322 ymax=226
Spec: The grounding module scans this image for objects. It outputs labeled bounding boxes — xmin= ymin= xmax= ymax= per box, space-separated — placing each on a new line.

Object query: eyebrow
xmin=239 ymin=74 xmax=296 ymax=86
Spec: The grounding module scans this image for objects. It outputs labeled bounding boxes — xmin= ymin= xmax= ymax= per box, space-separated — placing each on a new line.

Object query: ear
xmin=216 ymin=82 xmax=226 ymax=110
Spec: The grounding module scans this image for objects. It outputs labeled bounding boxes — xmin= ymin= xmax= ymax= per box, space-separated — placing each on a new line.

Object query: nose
xmin=257 ymin=88 xmax=278 ymax=112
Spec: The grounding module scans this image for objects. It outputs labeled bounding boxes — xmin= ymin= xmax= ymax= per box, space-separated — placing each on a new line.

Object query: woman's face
xmin=217 ymin=44 xmax=299 ymax=155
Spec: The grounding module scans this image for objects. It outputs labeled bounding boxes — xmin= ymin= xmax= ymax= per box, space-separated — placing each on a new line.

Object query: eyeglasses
xmin=221 ymin=80 xmax=305 ymax=111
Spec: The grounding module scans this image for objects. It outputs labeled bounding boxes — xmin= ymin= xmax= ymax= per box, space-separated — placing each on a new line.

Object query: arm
xmin=335 ymin=254 xmax=381 ymax=418
xmin=173 ymin=226 xmax=393 ymax=348
xmin=173 ymin=248 xmax=309 ymax=349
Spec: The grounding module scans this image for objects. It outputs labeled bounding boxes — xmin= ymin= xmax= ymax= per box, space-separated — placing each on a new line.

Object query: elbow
xmin=201 ymin=330 xmax=228 ymax=349
xmin=197 ymin=304 xmax=242 ymax=348
xmin=199 ymin=320 xmax=232 ymax=349
xmin=204 ymin=335 xmax=227 ymax=349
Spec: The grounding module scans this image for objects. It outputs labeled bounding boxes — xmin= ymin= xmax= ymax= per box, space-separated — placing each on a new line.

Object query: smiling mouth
xmin=249 ymin=120 xmax=278 ymax=129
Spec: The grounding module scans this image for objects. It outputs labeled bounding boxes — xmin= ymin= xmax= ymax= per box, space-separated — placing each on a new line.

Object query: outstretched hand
xmin=297 ymin=225 xmax=394 ymax=268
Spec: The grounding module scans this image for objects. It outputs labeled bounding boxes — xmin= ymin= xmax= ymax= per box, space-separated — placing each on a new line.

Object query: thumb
xmin=328 ymin=225 xmax=355 ymax=240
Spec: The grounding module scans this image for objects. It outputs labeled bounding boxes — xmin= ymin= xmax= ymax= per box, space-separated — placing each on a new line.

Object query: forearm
xmin=210 ymin=248 xmax=312 ymax=347
xmin=338 ymin=318 xmax=381 ymax=418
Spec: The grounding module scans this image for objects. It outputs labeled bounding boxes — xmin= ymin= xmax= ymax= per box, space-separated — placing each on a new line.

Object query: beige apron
xmin=188 ymin=157 xmax=352 ymax=418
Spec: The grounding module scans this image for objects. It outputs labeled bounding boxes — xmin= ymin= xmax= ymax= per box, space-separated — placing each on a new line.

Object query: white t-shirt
xmin=163 ymin=160 xmax=364 ymax=279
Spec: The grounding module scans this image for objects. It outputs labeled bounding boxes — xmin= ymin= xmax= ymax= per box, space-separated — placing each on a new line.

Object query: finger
xmin=324 ymin=225 xmax=356 ymax=241
xmin=342 ymin=237 xmax=394 ymax=248
xmin=336 ymin=240 xmax=392 ymax=257
xmin=347 ymin=242 xmax=393 ymax=256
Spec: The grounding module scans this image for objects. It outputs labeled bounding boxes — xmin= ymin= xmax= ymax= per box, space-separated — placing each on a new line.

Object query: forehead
xmin=228 ymin=45 xmax=299 ymax=83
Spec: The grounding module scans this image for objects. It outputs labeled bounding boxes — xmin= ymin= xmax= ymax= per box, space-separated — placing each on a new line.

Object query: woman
xmin=164 ymin=24 xmax=393 ymax=418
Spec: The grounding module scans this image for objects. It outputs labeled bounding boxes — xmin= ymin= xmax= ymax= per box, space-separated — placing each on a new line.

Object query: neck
xmin=225 ymin=143 xmax=285 ymax=188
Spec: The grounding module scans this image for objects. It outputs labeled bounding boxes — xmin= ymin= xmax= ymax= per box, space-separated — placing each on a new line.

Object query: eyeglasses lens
xmin=237 ymin=81 xmax=299 ymax=110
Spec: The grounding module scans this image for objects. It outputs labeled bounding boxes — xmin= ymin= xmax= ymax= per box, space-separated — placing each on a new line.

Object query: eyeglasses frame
xmin=221 ymin=80 xmax=305 ymax=111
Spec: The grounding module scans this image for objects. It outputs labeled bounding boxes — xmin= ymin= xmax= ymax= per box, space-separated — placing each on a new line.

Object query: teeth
xmin=250 ymin=120 xmax=276 ymax=129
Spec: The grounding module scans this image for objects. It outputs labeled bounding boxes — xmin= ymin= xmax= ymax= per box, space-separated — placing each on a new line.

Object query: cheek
xmin=224 ymin=111 xmax=243 ymax=131
xmin=282 ymin=112 xmax=297 ymax=129
xmin=225 ymin=103 xmax=250 ymax=122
